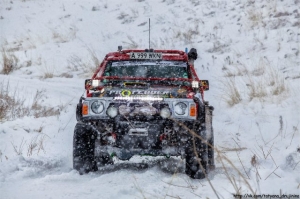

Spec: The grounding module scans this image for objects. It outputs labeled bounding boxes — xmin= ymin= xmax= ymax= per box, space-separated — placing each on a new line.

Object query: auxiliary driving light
xmin=160 ymin=107 xmax=171 ymax=118
xmin=107 ymin=106 xmax=118 ymax=118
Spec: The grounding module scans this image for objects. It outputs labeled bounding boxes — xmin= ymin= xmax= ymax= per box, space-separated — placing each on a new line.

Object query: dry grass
xmin=122 ymin=35 xmax=139 ymax=49
xmin=170 ymin=119 xmax=256 ymax=198
xmin=10 ymin=134 xmax=48 ymax=157
xmin=247 ymin=76 xmax=267 ymax=101
xmin=165 ymin=116 xmax=298 ymax=198
xmin=222 ymin=57 xmax=288 ymax=106
xmin=207 ymin=40 xmax=231 ymax=54
xmin=59 ymin=72 xmax=73 ymax=78
xmin=173 ymin=22 xmax=200 ymax=45
xmin=11 ymin=138 xmax=25 ymax=156
xmin=0 ymin=82 xmax=61 ymax=121
xmin=51 ymin=26 xmax=77 ymax=43
xmin=117 ymin=8 xmax=139 ymax=24
xmin=27 ymin=134 xmax=48 ymax=157
xmin=0 ymin=82 xmax=30 ymax=121
xmin=43 ymin=72 xmax=54 ymax=79
xmin=222 ymin=78 xmax=242 ymax=107
xmin=1 ymin=49 xmax=19 ymax=75
xmin=67 ymin=46 xmax=100 ymax=76
xmin=3 ymin=35 xmax=37 ymax=52
xmin=224 ymin=65 xmax=248 ymax=77
xmin=247 ymin=59 xmax=288 ymax=101
xmin=30 ymin=90 xmax=60 ymax=118
xmin=246 ymin=8 xmax=263 ymax=29
xmin=41 ymin=64 xmax=55 ymax=79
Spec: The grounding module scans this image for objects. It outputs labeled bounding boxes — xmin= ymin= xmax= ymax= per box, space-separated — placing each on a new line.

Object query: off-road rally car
xmin=74 ymin=47 xmax=214 ymax=179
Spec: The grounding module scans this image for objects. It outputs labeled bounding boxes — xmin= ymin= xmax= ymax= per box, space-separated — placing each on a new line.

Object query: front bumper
xmin=95 ymin=144 xmax=185 ymax=160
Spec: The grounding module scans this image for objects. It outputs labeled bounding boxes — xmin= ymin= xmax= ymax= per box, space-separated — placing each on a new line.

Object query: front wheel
xmin=73 ymin=123 xmax=97 ymax=174
xmin=185 ymin=132 xmax=208 ymax=179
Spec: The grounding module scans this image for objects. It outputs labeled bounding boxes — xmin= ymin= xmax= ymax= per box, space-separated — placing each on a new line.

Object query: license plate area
xmin=128 ymin=128 xmax=148 ymax=136
xmin=130 ymin=52 xmax=162 ymax=60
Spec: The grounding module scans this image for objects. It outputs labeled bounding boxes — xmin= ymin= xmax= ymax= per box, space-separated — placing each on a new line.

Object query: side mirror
xmin=200 ymin=80 xmax=209 ymax=91
xmin=85 ymin=79 xmax=101 ymax=90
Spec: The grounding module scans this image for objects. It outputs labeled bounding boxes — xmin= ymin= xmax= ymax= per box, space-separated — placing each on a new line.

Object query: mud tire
xmin=73 ymin=123 xmax=97 ymax=174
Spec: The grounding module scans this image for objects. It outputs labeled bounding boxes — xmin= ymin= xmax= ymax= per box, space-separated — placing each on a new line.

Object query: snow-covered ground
xmin=0 ymin=0 xmax=299 ymax=198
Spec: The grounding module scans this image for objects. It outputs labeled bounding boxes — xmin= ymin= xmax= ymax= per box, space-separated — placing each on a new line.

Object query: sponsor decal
xmin=109 ymin=90 xmax=170 ymax=95
xmin=121 ymin=90 xmax=132 ymax=97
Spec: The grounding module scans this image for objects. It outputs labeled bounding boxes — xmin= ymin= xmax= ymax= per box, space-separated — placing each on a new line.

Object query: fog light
xmin=160 ymin=108 xmax=171 ymax=118
xmin=107 ymin=106 xmax=118 ymax=118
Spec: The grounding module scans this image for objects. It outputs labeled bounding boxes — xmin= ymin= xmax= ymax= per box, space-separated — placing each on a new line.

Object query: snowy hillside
xmin=0 ymin=0 xmax=299 ymax=198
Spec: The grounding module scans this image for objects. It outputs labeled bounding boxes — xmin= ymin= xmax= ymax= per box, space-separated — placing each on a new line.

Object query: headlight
xmin=160 ymin=107 xmax=171 ymax=118
xmin=174 ymin=102 xmax=187 ymax=115
xmin=91 ymin=100 xmax=104 ymax=114
xmin=107 ymin=106 xmax=118 ymax=118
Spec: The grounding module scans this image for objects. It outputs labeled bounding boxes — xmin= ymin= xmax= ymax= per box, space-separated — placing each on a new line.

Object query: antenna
xmin=149 ymin=18 xmax=150 ymax=49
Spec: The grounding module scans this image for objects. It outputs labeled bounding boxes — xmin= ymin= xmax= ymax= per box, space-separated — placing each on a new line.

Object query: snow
xmin=0 ymin=0 xmax=300 ymax=198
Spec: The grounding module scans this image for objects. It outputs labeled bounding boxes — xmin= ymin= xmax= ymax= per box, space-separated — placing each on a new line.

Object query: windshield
xmin=103 ymin=61 xmax=189 ymax=79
